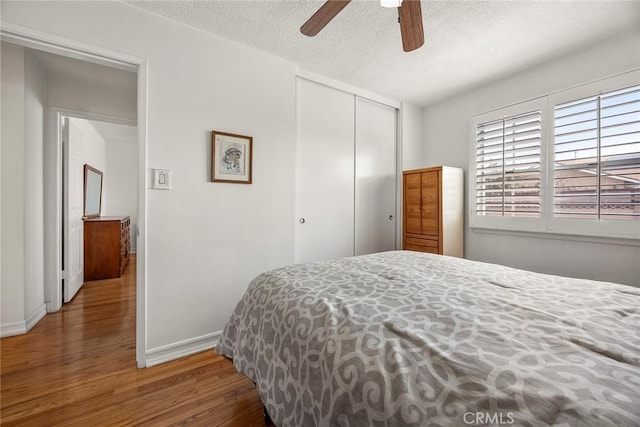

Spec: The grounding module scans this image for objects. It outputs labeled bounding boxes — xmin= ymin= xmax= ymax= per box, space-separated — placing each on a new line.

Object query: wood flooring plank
xmin=0 ymin=255 xmax=266 ymax=426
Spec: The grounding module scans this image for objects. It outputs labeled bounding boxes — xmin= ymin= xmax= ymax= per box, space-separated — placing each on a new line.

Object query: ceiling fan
xmin=300 ymin=0 xmax=424 ymax=52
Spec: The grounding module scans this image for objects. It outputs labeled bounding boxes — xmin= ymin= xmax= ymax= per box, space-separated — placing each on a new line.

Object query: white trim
xmin=43 ymin=106 xmax=63 ymax=313
xmin=1 ymin=321 xmax=27 ymax=338
xmin=51 ymin=106 xmax=136 ymax=126
xmin=0 ymin=23 xmax=138 ymax=72
xmin=2 ymin=24 xmax=149 ymax=368
xmin=296 ymin=67 xmax=401 ymax=109
xmin=472 ymin=68 xmax=640 ymax=118
xmin=395 ymin=105 xmax=403 ymax=250
xmin=136 ymin=61 xmax=149 ymax=368
xmin=25 ymin=303 xmax=47 ymax=332
xmin=145 ymin=331 xmax=222 ymax=368
xmin=472 ymin=227 xmax=640 ymax=248
xmin=48 ymin=108 xmax=138 ymax=311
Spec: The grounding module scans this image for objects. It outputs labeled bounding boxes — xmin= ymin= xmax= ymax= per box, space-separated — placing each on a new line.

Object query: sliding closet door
xmin=295 ymin=78 xmax=355 ymax=264
xmin=354 ymin=97 xmax=397 ymax=255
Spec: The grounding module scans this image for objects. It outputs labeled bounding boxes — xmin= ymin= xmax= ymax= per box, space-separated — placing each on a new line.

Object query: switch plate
xmin=152 ymin=169 xmax=171 ymax=190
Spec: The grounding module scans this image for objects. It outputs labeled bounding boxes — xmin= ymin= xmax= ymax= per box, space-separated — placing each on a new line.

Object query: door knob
xmin=388 ymin=215 xmax=394 ymax=220
xmin=299 ymin=218 xmax=306 ymax=224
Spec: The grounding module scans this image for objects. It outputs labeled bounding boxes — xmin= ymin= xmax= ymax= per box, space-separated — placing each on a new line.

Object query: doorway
xmin=61 ymin=115 xmax=138 ymax=304
xmin=0 ymin=27 xmax=148 ymax=367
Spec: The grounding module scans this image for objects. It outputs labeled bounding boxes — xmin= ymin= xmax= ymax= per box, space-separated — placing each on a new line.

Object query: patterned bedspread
xmin=215 ymin=251 xmax=640 ymax=427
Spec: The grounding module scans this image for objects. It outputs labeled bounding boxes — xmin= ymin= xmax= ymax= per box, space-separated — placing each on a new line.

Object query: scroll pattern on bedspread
xmin=216 ymin=251 xmax=640 ymax=427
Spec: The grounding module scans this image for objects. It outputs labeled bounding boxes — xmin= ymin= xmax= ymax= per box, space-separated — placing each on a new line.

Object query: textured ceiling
xmin=126 ymin=0 xmax=639 ymax=106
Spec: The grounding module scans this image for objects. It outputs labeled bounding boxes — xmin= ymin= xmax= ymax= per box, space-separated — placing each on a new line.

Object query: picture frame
xmin=211 ymin=130 xmax=253 ymax=184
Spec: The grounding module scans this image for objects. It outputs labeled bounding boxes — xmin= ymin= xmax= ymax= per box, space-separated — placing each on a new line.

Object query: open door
xmin=62 ymin=117 xmax=85 ymax=302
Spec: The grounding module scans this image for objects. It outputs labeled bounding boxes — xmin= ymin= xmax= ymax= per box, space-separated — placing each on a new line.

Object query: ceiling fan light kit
xmin=300 ymin=0 xmax=424 ymax=52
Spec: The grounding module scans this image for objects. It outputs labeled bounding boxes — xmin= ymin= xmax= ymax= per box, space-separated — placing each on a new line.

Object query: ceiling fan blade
xmin=398 ymin=0 xmax=424 ymax=52
xmin=301 ymin=0 xmax=351 ymax=37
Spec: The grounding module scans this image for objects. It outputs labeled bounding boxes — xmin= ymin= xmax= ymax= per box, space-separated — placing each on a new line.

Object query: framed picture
xmin=211 ymin=130 xmax=253 ymax=184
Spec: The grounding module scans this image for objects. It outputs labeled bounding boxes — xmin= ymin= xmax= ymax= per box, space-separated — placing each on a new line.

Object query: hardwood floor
xmin=0 ymin=256 xmax=265 ymax=426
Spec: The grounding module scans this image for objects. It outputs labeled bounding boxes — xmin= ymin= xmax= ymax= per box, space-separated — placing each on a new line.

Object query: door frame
xmin=1 ymin=23 xmax=149 ymax=368
xmin=56 ymin=110 xmax=137 ymax=305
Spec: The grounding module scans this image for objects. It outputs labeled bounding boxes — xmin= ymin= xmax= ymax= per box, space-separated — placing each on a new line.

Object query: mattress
xmin=216 ymin=250 xmax=640 ymax=426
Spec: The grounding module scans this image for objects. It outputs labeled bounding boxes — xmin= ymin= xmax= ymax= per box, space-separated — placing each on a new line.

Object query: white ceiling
xmin=26 ymin=48 xmax=138 ymax=143
xmin=125 ymin=0 xmax=640 ymax=106
xmin=29 ymin=49 xmax=137 ymax=90
xmin=89 ymin=120 xmax=138 ymax=144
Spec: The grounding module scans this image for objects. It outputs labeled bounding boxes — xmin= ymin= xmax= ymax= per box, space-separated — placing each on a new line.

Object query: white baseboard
xmin=1 ymin=321 xmax=26 ymax=338
xmin=1 ymin=304 xmax=47 ymax=338
xmin=26 ymin=304 xmax=47 ymax=331
xmin=145 ymin=331 xmax=222 ymax=368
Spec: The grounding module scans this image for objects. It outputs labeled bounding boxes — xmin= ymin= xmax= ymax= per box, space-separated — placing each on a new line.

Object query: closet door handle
xmin=388 ymin=215 xmax=394 ymax=221
xmin=299 ymin=218 xmax=306 ymax=224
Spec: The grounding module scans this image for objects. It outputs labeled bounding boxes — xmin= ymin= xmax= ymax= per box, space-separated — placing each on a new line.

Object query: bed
xmin=215 ymin=251 xmax=640 ymax=426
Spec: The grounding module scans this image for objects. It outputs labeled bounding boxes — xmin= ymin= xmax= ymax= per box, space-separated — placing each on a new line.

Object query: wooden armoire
xmin=402 ymin=166 xmax=463 ymax=257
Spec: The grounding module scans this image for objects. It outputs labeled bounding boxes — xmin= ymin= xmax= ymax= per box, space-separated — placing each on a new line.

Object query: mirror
xmin=84 ymin=164 xmax=103 ymax=218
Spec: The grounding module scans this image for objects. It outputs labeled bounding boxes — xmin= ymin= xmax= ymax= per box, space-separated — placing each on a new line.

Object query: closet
xmin=295 ymin=78 xmax=397 ymax=264
xmin=402 ymin=166 xmax=463 ymax=257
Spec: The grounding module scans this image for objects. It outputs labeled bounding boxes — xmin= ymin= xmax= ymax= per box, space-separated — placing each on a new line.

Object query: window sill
xmin=470 ymin=225 xmax=640 ymax=247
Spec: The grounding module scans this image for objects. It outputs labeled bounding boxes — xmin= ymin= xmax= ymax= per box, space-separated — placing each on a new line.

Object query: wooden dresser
xmin=84 ymin=216 xmax=130 ymax=281
xmin=403 ymin=166 xmax=463 ymax=257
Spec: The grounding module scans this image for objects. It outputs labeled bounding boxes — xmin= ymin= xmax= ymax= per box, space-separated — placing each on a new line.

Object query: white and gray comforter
xmin=216 ymin=251 xmax=640 ymax=427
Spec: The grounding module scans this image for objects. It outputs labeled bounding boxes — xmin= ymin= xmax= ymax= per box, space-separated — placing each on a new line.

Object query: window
xmin=470 ymin=71 xmax=640 ymax=239
xmin=553 ymin=85 xmax=640 ymax=221
xmin=476 ymin=110 xmax=541 ymax=218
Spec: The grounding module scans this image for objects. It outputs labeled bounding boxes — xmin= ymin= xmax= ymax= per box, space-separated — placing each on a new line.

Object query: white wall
xmin=47 ymin=73 xmax=136 ymax=121
xmin=1 ymin=1 xmax=298 ymax=356
xmin=401 ymin=102 xmax=425 ymax=171
xmin=0 ymin=42 xmax=48 ymax=337
xmin=103 ymin=139 xmax=138 ymax=252
xmin=422 ymin=29 xmax=640 ymax=286
xmin=23 ymin=51 xmax=47 ymax=323
xmin=1 ymin=42 xmax=27 ymax=333
xmin=396 ymin=102 xmax=425 ymax=247
xmin=70 ymin=118 xmax=107 ymax=184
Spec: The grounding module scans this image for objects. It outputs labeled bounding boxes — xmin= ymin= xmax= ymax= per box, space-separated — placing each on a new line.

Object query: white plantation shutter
xmin=476 ymin=111 xmax=542 ymax=217
xmin=471 ymin=72 xmax=639 ymax=238
xmin=554 ymin=84 xmax=640 ymax=221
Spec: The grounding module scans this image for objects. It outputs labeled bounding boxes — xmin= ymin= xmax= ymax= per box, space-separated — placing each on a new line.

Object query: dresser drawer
xmin=405 ymin=243 xmax=439 ymax=254
xmin=405 ymin=236 xmax=438 ymax=248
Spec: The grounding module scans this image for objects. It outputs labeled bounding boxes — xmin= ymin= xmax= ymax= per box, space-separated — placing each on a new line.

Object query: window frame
xmin=470 ymin=97 xmax=549 ymax=233
xmin=545 ymin=72 xmax=640 ymax=239
xmin=469 ymin=70 xmax=640 ymax=240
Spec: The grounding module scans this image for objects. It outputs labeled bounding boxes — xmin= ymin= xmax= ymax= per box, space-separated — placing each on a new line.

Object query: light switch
xmin=152 ymin=169 xmax=171 ymax=190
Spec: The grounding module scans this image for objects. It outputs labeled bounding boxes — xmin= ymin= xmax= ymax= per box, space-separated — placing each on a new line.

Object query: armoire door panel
xmin=354 ymin=97 xmax=396 ymax=256
xmin=420 ymin=170 xmax=440 ymax=236
xmin=295 ymin=78 xmax=355 ymax=264
xmin=403 ymin=173 xmax=422 ymax=234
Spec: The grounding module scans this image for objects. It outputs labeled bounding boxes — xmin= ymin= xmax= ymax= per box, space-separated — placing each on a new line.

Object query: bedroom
xmin=1 ymin=0 xmax=639 ymax=425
